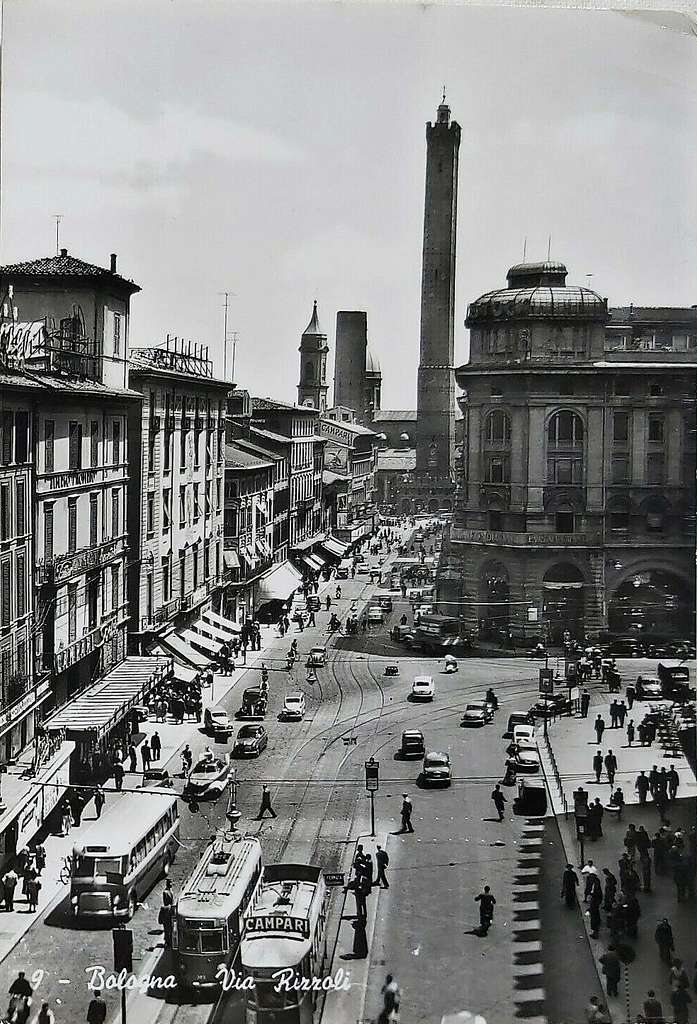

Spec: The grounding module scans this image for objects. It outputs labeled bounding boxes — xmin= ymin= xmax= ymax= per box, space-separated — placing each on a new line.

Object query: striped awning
xmin=182 ymin=628 xmax=222 ymax=657
xmin=201 ymin=609 xmax=241 ymax=635
xmin=193 ymin=617 xmax=231 ymax=644
xmin=158 ymin=631 xmax=210 ymax=669
xmin=320 ymin=537 xmax=350 ymax=559
xmin=224 ymin=550 xmax=240 ymax=569
xmin=257 ymin=561 xmax=302 ymax=603
xmin=46 ymin=657 xmax=171 ymax=742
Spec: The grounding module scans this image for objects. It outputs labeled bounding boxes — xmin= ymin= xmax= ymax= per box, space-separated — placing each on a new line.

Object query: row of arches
xmin=484 ymin=409 xmax=584 ymax=446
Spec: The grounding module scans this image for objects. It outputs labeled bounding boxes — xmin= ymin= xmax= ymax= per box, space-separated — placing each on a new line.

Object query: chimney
xmin=60 ymin=248 xmax=68 ymax=257
xmin=110 ymin=253 xmax=117 ymax=274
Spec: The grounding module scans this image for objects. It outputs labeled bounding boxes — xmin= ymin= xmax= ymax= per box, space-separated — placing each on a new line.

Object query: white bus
xmin=70 ymin=789 xmax=179 ymax=921
xmin=173 ymin=835 xmax=262 ymax=990
xmin=240 ymin=864 xmax=329 ymax=1024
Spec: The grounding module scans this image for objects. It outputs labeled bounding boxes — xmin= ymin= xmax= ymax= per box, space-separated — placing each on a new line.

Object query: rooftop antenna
xmin=547 ymin=235 xmax=552 ymax=261
xmin=586 ymin=273 xmax=593 ymax=287
xmin=219 ymin=290 xmax=237 ymax=380
xmin=442 ymin=85 xmax=446 ymax=104
xmin=523 ymin=237 xmax=527 ymax=261
xmin=53 ymin=214 xmax=64 ymax=256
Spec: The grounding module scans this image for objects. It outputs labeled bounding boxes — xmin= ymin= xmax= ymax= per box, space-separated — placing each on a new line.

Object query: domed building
xmin=442 ymin=260 xmax=697 ymax=645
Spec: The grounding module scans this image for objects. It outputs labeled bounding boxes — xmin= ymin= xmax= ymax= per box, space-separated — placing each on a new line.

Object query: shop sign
xmin=0 ymin=678 xmax=51 ymax=732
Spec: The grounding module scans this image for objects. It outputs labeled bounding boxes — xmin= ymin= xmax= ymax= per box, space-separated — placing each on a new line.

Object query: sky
xmin=1 ymin=1 xmax=696 ymax=408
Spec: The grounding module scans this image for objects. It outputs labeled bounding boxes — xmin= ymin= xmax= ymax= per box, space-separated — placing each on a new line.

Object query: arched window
xmin=305 ymin=361 xmax=314 ymax=382
xmin=548 ymin=411 xmax=584 ymax=447
xmin=485 ymin=410 xmax=511 ymax=444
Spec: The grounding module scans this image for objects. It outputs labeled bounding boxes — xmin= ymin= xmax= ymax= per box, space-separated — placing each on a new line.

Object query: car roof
xmin=414 ymin=675 xmax=433 ymax=684
xmin=238 ymin=724 xmax=263 ymax=735
xmin=425 ymin=751 xmax=449 ymax=761
xmin=285 ymin=692 xmax=304 ymax=700
xmin=403 ymin=729 xmax=423 ymax=738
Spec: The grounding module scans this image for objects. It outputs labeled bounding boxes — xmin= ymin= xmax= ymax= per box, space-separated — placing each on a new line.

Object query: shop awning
xmin=256 ymin=561 xmax=303 ymax=603
xmin=299 ymin=554 xmax=318 ymax=573
xmin=202 ymin=609 xmax=241 ymax=635
xmin=193 ymin=617 xmax=231 ymax=644
xmin=320 ymin=537 xmax=350 ymax=559
xmin=224 ymin=551 xmax=240 ymax=570
xmin=172 ymin=662 xmax=198 ymax=684
xmin=542 ymin=581 xmax=584 ymax=590
xmin=256 ymin=538 xmax=271 ymax=559
xmin=46 ymin=657 xmax=171 ymax=742
xmin=158 ymin=631 xmax=210 ymax=669
xmin=307 ymin=553 xmax=324 ymax=571
xmin=182 ymin=628 xmax=222 ymax=657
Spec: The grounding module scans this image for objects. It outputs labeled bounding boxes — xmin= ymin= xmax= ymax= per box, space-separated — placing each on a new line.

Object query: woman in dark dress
xmin=351 ymin=918 xmax=368 ymax=959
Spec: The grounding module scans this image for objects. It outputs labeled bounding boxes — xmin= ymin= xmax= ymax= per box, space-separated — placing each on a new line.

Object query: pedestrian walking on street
xmin=604 ymin=750 xmax=618 ymax=786
xmin=26 ymin=876 xmax=41 ymax=913
xmin=2 ymin=867 xmax=18 ymax=911
xmin=37 ymin=1001 xmax=56 ymax=1024
xmin=624 ymin=824 xmax=638 ymax=862
xmin=59 ymin=799 xmax=72 ymax=835
xmin=624 ymin=894 xmax=641 ymax=938
xmin=654 ymin=917 xmax=674 ymax=963
xmin=182 ymin=745 xmax=193 ymax=774
xmin=580 ymin=689 xmax=591 ymax=718
xmin=626 ymin=720 xmax=635 ymax=747
xmin=475 ymin=886 xmax=496 ymax=933
xmin=94 ymin=786 xmax=105 ymax=819
xmin=610 ymin=701 xmax=619 ymax=729
xmin=128 ymin=743 xmax=137 ymax=773
xmin=636 ymin=771 xmax=649 ymax=805
xmin=162 ymin=880 xmax=174 ymax=908
xmin=376 ymin=845 xmax=389 ymax=889
xmin=150 ymin=732 xmax=161 ymax=761
xmin=491 ymin=783 xmax=507 ymax=822
xmin=307 ymin=610 xmax=316 ymax=627
xmin=159 ymin=902 xmax=174 ymax=947
xmin=654 ymin=790 xmax=669 ymax=825
xmin=400 ymin=793 xmax=414 ymax=833
xmin=86 ymin=989 xmax=107 ymax=1024
xmin=626 ymin=683 xmax=635 ymax=709
xmin=602 ymin=869 xmax=617 ymax=911
xmin=113 ymin=762 xmax=124 ymax=792
xmin=639 ymin=850 xmax=652 ymax=892
xmin=593 ymin=750 xmax=604 ymax=784
xmin=581 ymin=860 xmax=599 ymax=901
xmin=70 ymin=791 xmax=83 ymax=827
xmin=599 ymin=945 xmax=621 ymax=998
xmin=594 ymin=715 xmax=606 ymax=744
xmin=351 ymin=917 xmax=368 ymax=959
xmin=588 ymin=884 xmax=602 ymax=938
xmin=34 ymin=844 xmax=46 ymax=875
xmin=561 ymin=864 xmax=579 ymax=908
xmin=671 ymin=987 xmax=692 ymax=1024
xmin=256 ymin=786 xmax=277 ymax=820
xmin=141 ymin=741 xmax=151 ymax=771
xmin=642 ymin=990 xmax=663 ymax=1024
xmin=617 ymin=701 xmax=627 ymax=727
xmin=382 ymin=975 xmax=401 ymax=1017
xmin=667 ymin=765 xmax=680 ymax=801
xmin=325 ymin=595 xmax=331 ymax=611
xmin=649 ymin=765 xmax=660 ymax=797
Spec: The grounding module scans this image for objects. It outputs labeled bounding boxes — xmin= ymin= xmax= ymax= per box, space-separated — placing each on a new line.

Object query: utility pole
xmin=53 ymin=214 xmax=64 ymax=255
xmin=219 ymin=291 xmax=237 ymax=381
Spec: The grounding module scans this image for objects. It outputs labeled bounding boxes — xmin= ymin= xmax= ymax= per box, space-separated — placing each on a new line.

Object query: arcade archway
xmin=543 ymin=562 xmax=585 ymax=642
xmin=478 ymin=561 xmax=510 ymax=639
xmin=608 ymin=569 xmax=693 ymax=638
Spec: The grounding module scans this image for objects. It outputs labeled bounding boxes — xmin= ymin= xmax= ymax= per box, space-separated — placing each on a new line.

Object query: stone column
xmin=526 ymin=406 xmax=546 ymax=511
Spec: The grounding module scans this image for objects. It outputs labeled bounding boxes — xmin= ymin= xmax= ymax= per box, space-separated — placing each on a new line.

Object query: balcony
xmin=42 ymin=467 xmax=99 ymax=491
xmin=140 ymin=597 xmax=182 ymax=633
xmin=36 ymin=537 xmax=124 ymax=588
xmin=450 ymin=527 xmax=604 ymax=548
xmin=53 ymin=625 xmax=102 ymax=675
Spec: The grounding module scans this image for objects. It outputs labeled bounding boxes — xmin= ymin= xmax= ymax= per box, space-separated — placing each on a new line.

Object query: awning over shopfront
xmin=256 ymin=538 xmax=271 ymax=560
xmin=256 ymin=561 xmax=303 ymax=603
xmin=202 ymin=609 xmax=241 ymax=635
xmin=46 ymin=657 xmax=171 ymax=742
xmin=299 ymin=554 xmax=318 ymax=573
xmin=172 ymin=662 xmax=198 ymax=685
xmin=182 ymin=628 xmax=222 ymax=658
xmin=158 ymin=631 xmax=210 ymax=669
xmin=320 ymin=537 xmax=350 ymax=559
xmin=193 ymin=617 xmax=231 ymax=645
xmin=224 ymin=551 xmax=240 ymax=570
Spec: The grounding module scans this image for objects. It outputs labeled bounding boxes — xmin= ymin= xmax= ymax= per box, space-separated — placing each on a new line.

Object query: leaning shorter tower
xmin=297 ymin=301 xmax=329 ymax=412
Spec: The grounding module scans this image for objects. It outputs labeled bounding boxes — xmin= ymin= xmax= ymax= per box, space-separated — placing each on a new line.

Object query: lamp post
xmin=575 ymin=804 xmax=588 ymax=867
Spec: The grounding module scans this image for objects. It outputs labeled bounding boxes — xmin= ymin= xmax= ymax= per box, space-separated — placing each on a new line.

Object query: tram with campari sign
xmin=240 ymin=863 xmax=329 ymax=1023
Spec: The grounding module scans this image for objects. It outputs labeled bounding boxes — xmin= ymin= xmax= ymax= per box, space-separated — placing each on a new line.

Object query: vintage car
xmin=307 ymin=647 xmax=326 ymax=668
xmin=514 ymin=777 xmax=548 ymax=816
xmin=460 ymin=703 xmax=488 ymax=727
xmin=203 ymin=707 xmax=235 ymax=737
xmin=503 ymin=711 xmax=535 ymax=739
xmin=411 ymin=676 xmax=434 ymax=701
xmin=367 ymin=606 xmax=385 ymax=624
xmin=233 ymin=724 xmax=269 ymax=758
xmin=139 ymin=767 xmax=173 ymax=789
xmin=513 ymin=746 xmax=541 ymax=775
xmin=281 ymin=693 xmax=306 ymax=721
xmin=635 ymin=675 xmax=664 ymax=700
xmin=420 ymin=751 xmax=452 ymax=787
xmin=237 ymin=687 xmax=268 ymax=718
xmin=398 ymin=730 xmax=426 ymax=759
xmin=186 ymin=757 xmax=232 ymax=799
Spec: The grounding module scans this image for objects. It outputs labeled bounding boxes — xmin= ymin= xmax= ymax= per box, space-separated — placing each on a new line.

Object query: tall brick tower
xmin=297 ymin=301 xmax=329 ymax=412
xmin=415 ymin=95 xmax=460 ymax=507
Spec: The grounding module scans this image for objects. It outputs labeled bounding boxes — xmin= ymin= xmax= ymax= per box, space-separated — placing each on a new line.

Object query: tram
xmin=240 ymin=864 xmax=329 ymax=1023
xmin=173 ymin=834 xmax=262 ymax=990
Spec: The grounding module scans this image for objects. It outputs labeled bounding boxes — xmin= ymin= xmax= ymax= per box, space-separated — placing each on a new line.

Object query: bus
xmin=173 ymin=834 xmax=262 ymax=990
xmin=70 ymin=789 xmax=179 ymax=921
xmin=240 ymin=864 xmax=329 ymax=1023
xmin=413 ymin=613 xmax=470 ymax=653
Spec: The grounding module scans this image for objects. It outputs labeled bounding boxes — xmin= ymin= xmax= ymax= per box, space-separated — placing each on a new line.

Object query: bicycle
xmin=58 ymin=856 xmax=72 ymax=886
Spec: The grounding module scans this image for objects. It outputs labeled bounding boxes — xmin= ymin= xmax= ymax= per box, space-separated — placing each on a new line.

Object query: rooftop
xmin=467 ymin=261 xmax=608 ymax=324
xmin=302 ymin=300 xmax=325 ymax=338
xmin=608 ymin=306 xmax=697 ymax=325
xmin=372 ymin=409 xmax=418 ymax=422
xmin=252 ymin=396 xmax=318 ymax=415
xmin=226 ymin=443 xmax=274 ymax=470
xmin=0 ymin=249 xmax=140 ymax=294
xmin=377 ymin=448 xmax=417 ymax=472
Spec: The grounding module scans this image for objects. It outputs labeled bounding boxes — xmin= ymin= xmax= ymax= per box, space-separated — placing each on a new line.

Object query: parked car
xmin=411 ymin=676 xmax=434 ymax=701
xmin=132 ymin=705 xmax=149 ymax=724
xmin=307 ymin=647 xmax=326 ymax=668
xmin=420 ymin=751 xmax=452 ymax=787
xmin=605 ymin=639 xmax=645 ymax=658
xmin=513 ymin=724 xmax=536 ymax=748
xmin=635 ymin=675 xmax=664 ymax=700
xmin=377 ymin=595 xmax=393 ymax=612
xmin=186 ymin=757 xmax=232 ymax=798
xmin=335 ymin=564 xmax=350 ymax=580
xmin=233 ymin=724 xmax=269 ymax=757
xmin=139 ymin=767 xmax=173 ymax=789
xmin=461 ymin=703 xmax=488 ymax=727
xmin=529 ymin=694 xmax=571 ymax=719
xmin=514 ymin=777 xmax=547 ymax=815
xmin=306 ymin=594 xmax=321 ymax=612
xmin=367 ymin=607 xmax=385 ymax=624
xmin=514 ymin=746 xmax=541 ymax=774
xmin=204 ymin=708 xmax=234 ymax=737
xmin=392 ymin=625 xmax=415 ymax=643
xmin=503 ymin=711 xmax=534 ymax=739
xmin=399 ymin=730 xmax=426 ymax=759
xmin=281 ymin=693 xmax=306 ymax=721
xmin=665 ymin=639 xmax=696 ymax=660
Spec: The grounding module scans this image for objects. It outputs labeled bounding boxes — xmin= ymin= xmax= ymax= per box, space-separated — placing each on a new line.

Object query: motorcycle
xmin=4 ymin=995 xmax=32 ymax=1024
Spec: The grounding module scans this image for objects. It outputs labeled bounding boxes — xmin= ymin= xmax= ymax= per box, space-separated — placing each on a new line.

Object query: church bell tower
xmin=297 ymin=300 xmax=329 ymax=412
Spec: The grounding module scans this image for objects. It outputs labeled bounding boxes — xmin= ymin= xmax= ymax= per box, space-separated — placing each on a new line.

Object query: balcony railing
xmin=450 ymin=527 xmax=604 ymax=548
xmin=53 ymin=625 xmax=102 ymax=675
xmin=35 ymin=537 xmax=124 ymax=587
xmin=140 ymin=596 xmax=182 ymax=633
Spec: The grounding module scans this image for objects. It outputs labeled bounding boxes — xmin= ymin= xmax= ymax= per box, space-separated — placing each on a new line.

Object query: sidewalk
xmin=540 ymin=684 xmax=697 ymax=1023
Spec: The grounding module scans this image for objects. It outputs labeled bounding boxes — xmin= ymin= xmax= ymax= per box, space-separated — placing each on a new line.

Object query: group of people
xmin=1 ymin=843 xmax=46 ymax=914
xmin=344 ymin=843 xmax=391 ymax=960
xmin=6 ymin=972 xmax=110 ymax=1024
xmin=147 ymin=674 xmax=205 ymax=725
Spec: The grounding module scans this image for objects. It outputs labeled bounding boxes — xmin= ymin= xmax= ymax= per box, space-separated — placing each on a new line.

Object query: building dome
xmin=365 ymin=345 xmax=381 ymax=374
xmin=466 ymin=262 xmax=608 ymax=324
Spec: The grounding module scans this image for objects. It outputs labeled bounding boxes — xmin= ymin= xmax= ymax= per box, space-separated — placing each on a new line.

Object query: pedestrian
xmin=604 ymin=750 xmax=618 ymax=786
xmin=60 ymin=799 xmax=72 ymax=835
xmin=670 ymin=987 xmax=692 ymax=1024
xmin=617 ymin=701 xmax=627 ymax=727
xmin=353 ymin=874 xmax=370 ymax=921
xmin=150 ymin=732 xmax=161 ymax=761
xmin=182 ymin=744 xmax=193 ymax=774
xmin=256 ymin=785 xmax=277 ymax=820
xmin=639 ymin=850 xmax=652 ymax=893
xmin=626 ymin=683 xmax=635 ymax=709
xmin=26 ymin=875 xmax=41 ymax=912
xmin=649 ymin=765 xmax=660 ymax=797
xmin=637 ymin=721 xmax=647 ymax=747
xmin=594 ymin=715 xmax=606 ymax=743
xmin=626 ymin=720 xmax=635 ymax=747
xmin=37 ymin=1001 xmax=56 ymax=1024
xmin=70 ymin=791 xmax=82 ymax=827
xmin=624 ymin=894 xmax=641 ymax=938
xmin=588 ymin=884 xmax=602 ymax=938
xmin=642 ymin=990 xmax=663 ymax=1024
xmin=654 ymin=791 xmax=669 ymax=825
xmin=86 ymin=989 xmax=108 ymax=1024
xmin=159 ymin=901 xmax=174 ymax=947
xmin=610 ymin=700 xmax=619 ymax=729
xmin=599 ymin=945 xmax=621 ymax=998
xmin=670 ymin=958 xmax=690 ymax=992
xmin=602 ymin=868 xmax=617 ymax=911
xmin=624 ymin=824 xmax=638 ymax=862
xmin=162 ymin=880 xmax=174 ymax=907
xmin=636 ymin=824 xmax=651 ymax=857
xmin=326 ymin=595 xmax=331 ymax=611
xmin=376 ymin=845 xmax=389 ymax=889
xmin=128 ymin=743 xmax=137 ymax=773
xmin=382 ymin=975 xmax=401 ymax=1017
xmin=400 ymin=793 xmax=414 ymax=833
xmin=587 ymin=800 xmax=603 ymax=840
xmin=307 ymin=610 xmax=316 ymax=627
xmin=582 ymin=860 xmax=599 ymax=901
xmin=593 ymin=750 xmax=604 ymax=784
xmin=351 ymin=916 xmax=369 ymax=959
xmin=2 ymin=867 xmax=18 ymax=911
xmin=636 ymin=771 xmax=649 ymax=805
xmin=362 ymin=854 xmax=374 ymax=891
xmin=561 ymin=863 xmax=579 ymax=908
xmin=585 ymin=996 xmax=601 ymax=1023
xmin=34 ymin=844 xmax=46 ymax=875
xmin=491 ymin=783 xmax=507 ymax=822
xmin=94 ymin=786 xmax=105 ymax=819
xmin=113 ymin=762 xmax=124 ymax=792
xmin=667 ymin=765 xmax=679 ymax=802
xmin=655 ymin=918 xmax=674 ymax=963
xmin=657 ymin=767 xmax=669 ymax=798
xmin=353 ymin=844 xmax=367 ymax=876
xmin=581 ymin=689 xmax=591 ymax=718
xmin=140 ymin=739 xmax=152 ymax=771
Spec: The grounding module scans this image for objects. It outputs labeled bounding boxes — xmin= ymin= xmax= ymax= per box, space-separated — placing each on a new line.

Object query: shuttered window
xmin=112 ymin=489 xmax=119 ymax=537
xmin=111 ymin=565 xmax=119 ymax=610
xmin=15 ymin=480 xmax=25 ymax=536
xmin=1 ymin=559 xmax=11 ymax=626
xmin=1 ymin=411 xmax=13 ymax=464
xmin=90 ymin=494 xmax=98 ymax=547
xmin=69 ymin=422 xmax=83 ymax=470
xmin=68 ymin=498 xmax=78 ymax=553
xmin=44 ymin=421 xmax=55 ymax=473
xmin=15 ymin=412 xmax=28 ymax=463
xmin=113 ymin=420 xmax=121 ymax=465
xmin=91 ymin=421 xmax=99 ymax=467
xmin=0 ymin=484 xmax=9 ymax=541
xmin=16 ymin=639 xmax=26 ymax=677
xmin=44 ymin=505 xmax=54 ymax=562
xmin=68 ymin=585 xmax=77 ymax=642
xmin=16 ymin=552 xmax=26 ymax=617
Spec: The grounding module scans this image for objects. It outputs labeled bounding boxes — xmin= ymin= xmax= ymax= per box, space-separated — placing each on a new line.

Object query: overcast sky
xmin=1 ymin=1 xmax=695 ymax=408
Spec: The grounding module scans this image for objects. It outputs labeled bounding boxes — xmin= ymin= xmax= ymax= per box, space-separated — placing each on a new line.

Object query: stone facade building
xmin=443 ymin=260 xmax=697 ymax=644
